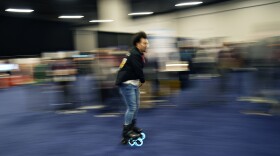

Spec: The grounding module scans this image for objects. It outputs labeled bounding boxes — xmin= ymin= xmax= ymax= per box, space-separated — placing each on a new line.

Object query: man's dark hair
xmin=132 ymin=31 xmax=147 ymax=46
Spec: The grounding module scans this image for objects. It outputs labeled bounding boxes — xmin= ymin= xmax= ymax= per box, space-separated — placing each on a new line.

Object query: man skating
xmin=115 ymin=31 xmax=148 ymax=145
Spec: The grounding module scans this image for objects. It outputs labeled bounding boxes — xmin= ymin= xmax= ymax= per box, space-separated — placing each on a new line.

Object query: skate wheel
xmin=128 ymin=139 xmax=136 ymax=146
xmin=140 ymin=132 xmax=146 ymax=140
xmin=135 ymin=138 xmax=143 ymax=146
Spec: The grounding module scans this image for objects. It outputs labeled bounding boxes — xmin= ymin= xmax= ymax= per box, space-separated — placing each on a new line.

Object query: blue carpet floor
xmin=1 ymin=72 xmax=280 ymax=156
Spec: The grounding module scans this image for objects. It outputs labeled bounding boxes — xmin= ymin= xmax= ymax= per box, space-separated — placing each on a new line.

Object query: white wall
xmin=74 ymin=30 xmax=97 ymax=52
xmin=75 ymin=0 xmax=280 ymax=50
xmin=176 ymin=0 xmax=280 ymax=41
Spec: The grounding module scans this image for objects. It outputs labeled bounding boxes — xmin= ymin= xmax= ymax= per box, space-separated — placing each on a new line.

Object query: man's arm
xmin=130 ymin=54 xmax=145 ymax=84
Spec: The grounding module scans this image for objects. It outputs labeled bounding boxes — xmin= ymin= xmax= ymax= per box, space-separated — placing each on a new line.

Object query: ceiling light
xmin=89 ymin=20 xmax=114 ymax=23
xmin=128 ymin=12 xmax=154 ymax=16
xmin=58 ymin=16 xmax=84 ymax=19
xmin=175 ymin=1 xmax=203 ymax=6
xmin=5 ymin=8 xmax=34 ymax=13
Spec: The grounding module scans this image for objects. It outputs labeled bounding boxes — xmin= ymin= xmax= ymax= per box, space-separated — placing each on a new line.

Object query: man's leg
xmin=133 ymin=87 xmax=140 ymax=120
xmin=132 ymin=87 xmax=143 ymax=133
xmin=119 ymin=84 xmax=138 ymax=125
xmin=119 ymin=84 xmax=140 ymax=140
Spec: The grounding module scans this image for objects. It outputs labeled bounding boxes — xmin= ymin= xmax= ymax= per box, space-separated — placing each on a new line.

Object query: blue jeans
xmin=119 ymin=84 xmax=140 ymax=125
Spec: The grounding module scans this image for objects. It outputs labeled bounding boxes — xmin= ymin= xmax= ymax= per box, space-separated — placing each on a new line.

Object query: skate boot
xmin=121 ymin=124 xmax=143 ymax=146
xmin=131 ymin=119 xmax=146 ymax=140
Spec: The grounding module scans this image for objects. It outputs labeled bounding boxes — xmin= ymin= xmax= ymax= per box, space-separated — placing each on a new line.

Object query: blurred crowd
xmin=0 ymin=35 xmax=279 ymax=111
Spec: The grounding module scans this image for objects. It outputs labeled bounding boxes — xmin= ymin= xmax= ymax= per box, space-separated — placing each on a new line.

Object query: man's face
xmin=136 ymin=38 xmax=149 ymax=53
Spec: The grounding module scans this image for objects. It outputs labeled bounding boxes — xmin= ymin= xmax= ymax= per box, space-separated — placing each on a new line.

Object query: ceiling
xmin=0 ymin=0 xmax=233 ymax=26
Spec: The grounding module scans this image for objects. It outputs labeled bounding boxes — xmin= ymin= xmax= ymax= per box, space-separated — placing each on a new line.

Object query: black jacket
xmin=115 ymin=47 xmax=145 ymax=86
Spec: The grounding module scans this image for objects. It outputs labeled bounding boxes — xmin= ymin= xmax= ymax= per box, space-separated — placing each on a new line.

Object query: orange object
xmin=0 ymin=75 xmax=10 ymax=88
